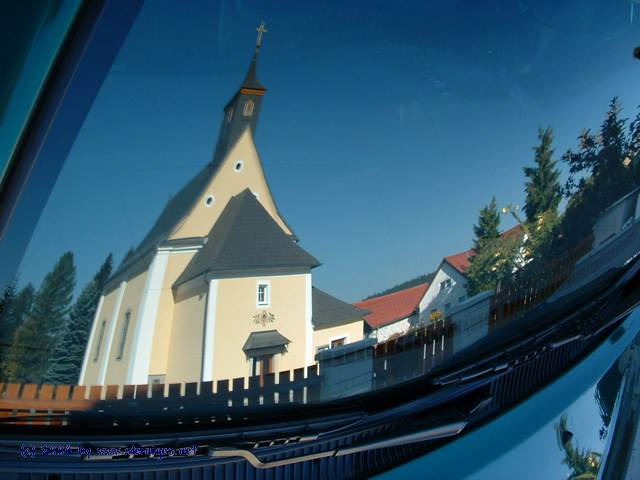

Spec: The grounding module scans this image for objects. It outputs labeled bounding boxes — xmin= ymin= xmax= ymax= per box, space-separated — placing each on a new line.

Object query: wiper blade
xmin=208 ymin=420 xmax=467 ymax=469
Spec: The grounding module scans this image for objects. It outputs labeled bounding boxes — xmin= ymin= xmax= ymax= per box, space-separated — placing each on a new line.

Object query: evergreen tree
xmin=0 ymin=283 xmax=35 ymax=379
xmin=44 ymin=254 xmax=113 ymax=384
xmin=523 ymin=127 xmax=561 ymax=223
xmin=466 ymin=198 xmax=522 ymax=296
xmin=472 ymin=196 xmax=500 ymax=252
xmin=560 ymin=98 xmax=636 ymax=248
xmin=0 ymin=282 xmax=18 ymax=377
xmin=3 ymin=252 xmax=76 ymax=383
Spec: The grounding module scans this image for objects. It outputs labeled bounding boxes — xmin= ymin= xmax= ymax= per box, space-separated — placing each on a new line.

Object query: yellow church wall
xmin=165 ymin=288 xmax=207 ymax=383
xmin=210 ymin=273 xmax=308 ymax=381
xmin=147 ymin=251 xmax=196 ymax=376
xmin=81 ymin=288 xmax=120 ymax=385
xmin=313 ymin=320 xmax=365 ymax=355
xmin=103 ymin=270 xmax=148 ymax=385
xmin=169 ymin=129 xmax=292 ymax=240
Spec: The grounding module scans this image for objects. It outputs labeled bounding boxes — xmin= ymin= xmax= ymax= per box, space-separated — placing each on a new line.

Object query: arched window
xmin=225 ymin=107 xmax=234 ymax=122
xmin=243 ymin=100 xmax=254 ymax=116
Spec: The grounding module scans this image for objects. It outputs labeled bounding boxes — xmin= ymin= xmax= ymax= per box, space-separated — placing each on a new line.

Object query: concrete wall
xmin=102 ymin=271 xmax=148 ymax=385
xmin=447 ymin=290 xmax=492 ymax=354
xmin=209 ymin=273 xmax=309 ymax=381
xmin=419 ymin=262 xmax=468 ymax=323
xmin=170 ymin=129 xmax=292 ymax=240
xmin=148 ymin=251 xmax=196 ymax=377
xmin=165 ymin=286 xmax=208 ymax=383
xmin=81 ymin=287 xmax=120 ymax=385
xmin=372 ymin=314 xmax=418 ymax=343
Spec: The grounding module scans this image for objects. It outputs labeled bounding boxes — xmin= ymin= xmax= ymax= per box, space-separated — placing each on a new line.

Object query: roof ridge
xmin=357 ymin=282 xmax=428 ymax=304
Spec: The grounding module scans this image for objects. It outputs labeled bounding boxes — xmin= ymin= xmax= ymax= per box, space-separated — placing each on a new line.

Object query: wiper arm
xmin=209 ymin=420 xmax=467 ymax=469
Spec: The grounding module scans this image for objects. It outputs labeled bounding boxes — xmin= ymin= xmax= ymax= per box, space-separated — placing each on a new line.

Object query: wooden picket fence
xmin=0 ymin=365 xmax=320 ymax=426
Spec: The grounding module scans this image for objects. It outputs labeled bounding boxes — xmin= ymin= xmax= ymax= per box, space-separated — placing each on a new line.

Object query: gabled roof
xmin=355 ymin=283 xmax=429 ymax=329
xmin=443 ymin=249 xmax=475 ymax=275
xmin=242 ymin=330 xmax=290 ymax=356
xmin=174 ymin=189 xmax=320 ymax=286
xmin=443 ymin=225 xmax=525 ymax=275
xmin=312 ymin=287 xmax=369 ymax=329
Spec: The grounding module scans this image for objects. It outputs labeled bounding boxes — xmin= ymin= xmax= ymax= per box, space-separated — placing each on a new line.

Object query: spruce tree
xmin=44 ymin=254 xmax=113 ymax=384
xmin=3 ymin=252 xmax=75 ymax=383
xmin=472 ymin=196 xmax=500 ymax=252
xmin=0 ymin=283 xmax=35 ymax=380
xmin=523 ymin=127 xmax=561 ymax=223
xmin=0 ymin=282 xmax=18 ymax=377
xmin=561 ymin=98 xmax=636 ymax=248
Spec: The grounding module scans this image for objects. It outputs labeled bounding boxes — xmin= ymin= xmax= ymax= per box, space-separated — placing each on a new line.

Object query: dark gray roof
xmin=241 ymin=52 xmax=266 ymax=91
xmin=243 ymin=330 xmax=290 ymax=356
xmin=312 ymin=287 xmax=369 ymax=328
xmin=174 ymin=189 xmax=320 ymax=286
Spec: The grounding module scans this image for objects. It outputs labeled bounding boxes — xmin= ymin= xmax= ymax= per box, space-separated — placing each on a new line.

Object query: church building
xmin=79 ymin=24 xmax=366 ymax=387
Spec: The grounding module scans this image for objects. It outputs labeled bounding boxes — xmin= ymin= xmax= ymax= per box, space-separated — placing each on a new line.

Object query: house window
xmin=226 ymin=107 xmax=233 ymax=122
xmin=331 ymin=337 xmax=346 ymax=349
xmin=440 ymin=279 xmax=452 ymax=290
xmin=257 ymin=281 xmax=270 ymax=307
xmin=93 ymin=320 xmax=106 ymax=362
xmin=243 ymin=100 xmax=254 ymax=116
xmin=115 ymin=310 xmax=131 ymax=360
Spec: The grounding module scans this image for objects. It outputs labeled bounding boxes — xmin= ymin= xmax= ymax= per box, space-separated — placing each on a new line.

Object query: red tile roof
xmin=443 ymin=225 xmax=524 ymax=275
xmin=355 ymin=283 xmax=429 ymax=329
xmin=443 ymin=249 xmax=475 ymax=274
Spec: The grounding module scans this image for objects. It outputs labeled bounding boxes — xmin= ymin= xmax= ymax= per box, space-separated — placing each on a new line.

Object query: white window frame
xmin=256 ymin=280 xmax=270 ymax=308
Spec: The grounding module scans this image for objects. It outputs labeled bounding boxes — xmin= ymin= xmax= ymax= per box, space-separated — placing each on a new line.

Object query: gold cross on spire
xmin=256 ymin=21 xmax=267 ymax=49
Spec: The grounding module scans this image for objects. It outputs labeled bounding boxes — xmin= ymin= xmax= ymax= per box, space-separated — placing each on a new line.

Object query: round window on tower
xmin=234 ymin=160 xmax=244 ymax=172
xmin=204 ymin=194 xmax=215 ymax=207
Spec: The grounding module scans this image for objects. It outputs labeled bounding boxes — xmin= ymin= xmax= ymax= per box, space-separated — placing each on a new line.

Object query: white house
xmin=418 ymin=225 xmax=524 ymax=323
xmin=355 ymin=283 xmax=429 ymax=343
xmin=418 ymin=251 xmax=472 ymax=324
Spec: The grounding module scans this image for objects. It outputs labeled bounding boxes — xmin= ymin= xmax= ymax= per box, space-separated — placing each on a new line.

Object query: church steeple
xmin=211 ymin=22 xmax=268 ymax=165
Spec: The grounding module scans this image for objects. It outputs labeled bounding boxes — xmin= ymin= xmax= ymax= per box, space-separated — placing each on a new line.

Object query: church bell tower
xmin=212 ymin=22 xmax=268 ymax=165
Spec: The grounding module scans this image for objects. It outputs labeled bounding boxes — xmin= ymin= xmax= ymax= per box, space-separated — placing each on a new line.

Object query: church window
xmin=204 ymin=194 xmax=215 ymax=207
xmin=115 ymin=310 xmax=131 ymax=360
xmin=243 ymin=100 xmax=254 ymax=116
xmin=257 ymin=281 xmax=270 ymax=307
xmin=226 ymin=107 xmax=234 ymax=122
xmin=93 ymin=320 xmax=106 ymax=362
xmin=234 ymin=160 xmax=244 ymax=172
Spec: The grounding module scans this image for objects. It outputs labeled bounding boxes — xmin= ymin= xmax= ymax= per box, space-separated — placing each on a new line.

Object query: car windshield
xmin=1 ymin=0 xmax=639 ymax=469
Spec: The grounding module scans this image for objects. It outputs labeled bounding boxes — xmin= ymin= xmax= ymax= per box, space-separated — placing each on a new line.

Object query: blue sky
xmin=18 ymin=0 xmax=640 ymax=302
